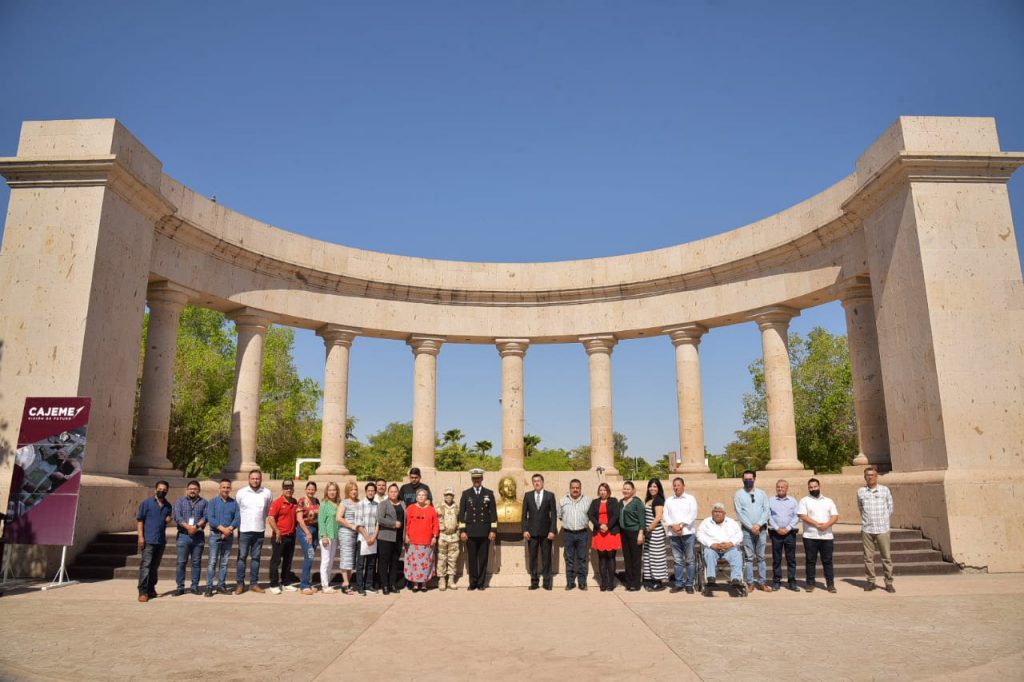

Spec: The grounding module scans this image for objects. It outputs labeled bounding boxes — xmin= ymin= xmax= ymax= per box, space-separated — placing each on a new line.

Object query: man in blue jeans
xmin=205 ymin=478 xmax=239 ymax=597
xmin=136 ymin=480 xmax=173 ymax=602
xmin=696 ymin=503 xmax=745 ymax=597
xmin=733 ymin=469 xmax=771 ymax=593
xmin=173 ymin=479 xmax=208 ymax=595
xmin=662 ymin=477 xmax=698 ymax=594
xmin=235 ymin=469 xmax=273 ymax=594
xmin=557 ymin=479 xmax=591 ymax=590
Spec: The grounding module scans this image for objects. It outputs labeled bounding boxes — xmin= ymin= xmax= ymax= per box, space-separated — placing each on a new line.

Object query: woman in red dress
xmin=587 ymin=482 xmax=622 ymax=591
xmin=403 ymin=488 xmax=440 ymax=592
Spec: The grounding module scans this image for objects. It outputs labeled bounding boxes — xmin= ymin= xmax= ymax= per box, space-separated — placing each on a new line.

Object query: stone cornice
xmin=0 ymin=155 xmax=177 ymax=223
xmin=843 ymin=151 xmax=1024 ymax=217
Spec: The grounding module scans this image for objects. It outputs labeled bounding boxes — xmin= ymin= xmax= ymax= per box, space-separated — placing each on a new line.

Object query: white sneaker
xmin=268 ymin=587 xmax=282 ymax=595
xmin=282 ymin=585 xmax=298 ymax=592
xmin=322 ymin=586 xmax=337 ymax=594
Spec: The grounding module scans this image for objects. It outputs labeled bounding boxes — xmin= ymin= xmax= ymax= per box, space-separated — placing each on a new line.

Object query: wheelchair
xmin=694 ymin=541 xmax=748 ymax=597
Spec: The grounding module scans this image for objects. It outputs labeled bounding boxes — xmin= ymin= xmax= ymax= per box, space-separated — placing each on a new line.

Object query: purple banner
xmin=3 ymin=397 xmax=91 ymax=546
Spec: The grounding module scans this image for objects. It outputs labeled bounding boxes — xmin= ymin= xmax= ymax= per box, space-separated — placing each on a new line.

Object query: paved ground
xmin=0 ymin=574 xmax=1022 ymax=681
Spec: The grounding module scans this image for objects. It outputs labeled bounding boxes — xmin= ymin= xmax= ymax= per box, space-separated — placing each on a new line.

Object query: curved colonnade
xmin=0 ymin=116 xmax=1022 ymax=571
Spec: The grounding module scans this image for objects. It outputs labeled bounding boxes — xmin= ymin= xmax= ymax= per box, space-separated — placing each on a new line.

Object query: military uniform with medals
xmin=458 ymin=469 xmax=498 ymax=590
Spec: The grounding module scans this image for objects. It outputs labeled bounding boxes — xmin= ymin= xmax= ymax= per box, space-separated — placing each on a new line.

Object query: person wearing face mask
xmin=798 ymin=478 xmax=839 ymax=593
xmin=135 ymin=480 xmax=173 ymax=602
xmin=172 ymin=479 xmax=208 ymax=596
xmin=733 ymin=469 xmax=771 ymax=593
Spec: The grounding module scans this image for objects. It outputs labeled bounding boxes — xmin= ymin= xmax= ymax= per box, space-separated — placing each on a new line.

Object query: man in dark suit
xmin=522 ymin=473 xmax=558 ymax=590
xmin=458 ymin=468 xmax=497 ymax=591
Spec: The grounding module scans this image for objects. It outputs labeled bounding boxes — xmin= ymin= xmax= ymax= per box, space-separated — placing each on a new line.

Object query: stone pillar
xmin=408 ymin=336 xmax=444 ymax=472
xmin=130 ymin=281 xmax=193 ymax=475
xmin=317 ymin=325 xmax=359 ymax=476
xmin=749 ymin=306 xmax=805 ymax=472
xmin=664 ymin=324 xmax=711 ymax=475
xmin=226 ymin=308 xmax=270 ymax=476
xmin=496 ymin=338 xmax=529 ymax=471
xmin=839 ymin=277 xmax=891 ymax=469
xmin=580 ymin=335 xmax=618 ymax=475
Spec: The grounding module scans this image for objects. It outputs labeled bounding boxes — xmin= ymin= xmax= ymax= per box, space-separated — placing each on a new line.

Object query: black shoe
xmin=865 ymin=583 xmax=877 ymax=591
xmin=669 ymin=585 xmax=684 ymax=594
xmin=190 ymin=587 xmax=201 ymax=596
xmin=543 ymin=584 xmax=552 ymax=591
xmin=565 ymin=584 xmax=574 ymax=591
xmin=685 ymin=586 xmax=695 ymax=594
xmin=382 ymin=588 xmax=391 ymax=595
xmin=358 ymin=590 xmax=366 ymax=596
xmin=477 ymin=585 xmax=486 ymax=591
xmin=804 ymin=585 xmax=815 ymax=593
xmin=529 ymin=584 xmax=539 ymax=591
xmin=467 ymin=585 xmax=477 ymax=591
xmin=203 ymin=589 xmax=214 ymax=598
xmin=787 ymin=583 xmax=801 ymax=592
xmin=706 ymin=576 xmax=716 ymax=585
xmin=827 ymin=585 xmax=837 ymax=593
xmin=175 ymin=588 xmax=185 ymax=596
xmin=702 ymin=585 xmax=713 ymax=597
xmin=218 ymin=585 xmax=232 ymax=595
xmin=578 ymin=585 xmax=588 ymax=591
xmin=651 ymin=581 xmax=666 ymax=592
xmin=771 ymin=583 xmax=781 ymax=592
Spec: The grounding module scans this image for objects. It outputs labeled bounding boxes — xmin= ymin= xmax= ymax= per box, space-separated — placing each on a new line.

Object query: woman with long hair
xmin=587 ymin=482 xmax=621 ymax=591
xmin=619 ymin=481 xmax=645 ymax=591
xmin=317 ymin=482 xmax=341 ymax=593
xmin=642 ymin=478 xmax=668 ymax=591
xmin=335 ymin=480 xmax=361 ymax=594
xmin=296 ymin=481 xmax=320 ymax=595
xmin=376 ymin=483 xmax=406 ymax=595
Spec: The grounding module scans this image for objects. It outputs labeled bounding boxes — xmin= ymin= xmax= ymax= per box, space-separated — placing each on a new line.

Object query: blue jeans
xmin=207 ymin=532 xmax=234 ymax=589
xmin=137 ymin=543 xmax=165 ymax=596
xmin=175 ymin=533 xmax=204 ymax=590
xmin=296 ymin=527 xmax=319 ymax=589
xmin=236 ymin=531 xmax=265 ymax=587
xmin=668 ymin=534 xmax=695 ymax=587
xmin=742 ymin=528 xmax=768 ymax=585
xmin=703 ymin=546 xmax=743 ymax=582
xmin=562 ymin=529 xmax=590 ymax=587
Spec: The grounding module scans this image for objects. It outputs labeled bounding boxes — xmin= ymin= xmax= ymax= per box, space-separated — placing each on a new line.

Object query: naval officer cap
xmin=469 ymin=468 xmax=485 ymax=478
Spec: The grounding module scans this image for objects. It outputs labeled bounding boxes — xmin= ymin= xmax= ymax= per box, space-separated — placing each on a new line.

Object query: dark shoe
xmin=565 ymin=584 xmax=574 ymax=591
xmin=706 ymin=576 xmax=716 ymax=585
xmin=147 ymin=592 xmax=157 ymax=599
xmin=787 ymin=583 xmax=801 ymax=592
xmin=543 ymin=584 xmax=552 ymax=591
xmin=529 ymin=584 xmax=539 ymax=591
xmin=175 ymin=588 xmax=186 ymax=597
xmin=579 ymin=584 xmax=588 ymax=591
xmin=190 ymin=587 xmax=201 ymax=596
xmin=771 ymin=583 xmax=781 ymax=592
xmin=467 ymin=585 xmax=477 ymax=591
xmin=382 ymin=587 xmax=391 ymax=595
xmin=204 ymin=589 xmax=214 ymax=598
xmin=804 ymin=585 xmax=815 ymax=593
xmin=685 ymin=586 xmax=694 ymax=594
xmin=477 ymin=585 xmax=486 ymax=591
xmin=358 ymin=590 xmax=366 ymax=596
xmin=670 ymin=585 xmax=684 ymax=594
xmin=651 ymin=581 xmax=666 ymax=592
xmin=865 ymin=582 xmax=877 ymax=591
xmin=885 ymin=583 xmax=896 ymax=594
xmin=827 ymin=585 xmax=837 ymax=594
xmin=702 ymin=585 xmax=713 ymax=597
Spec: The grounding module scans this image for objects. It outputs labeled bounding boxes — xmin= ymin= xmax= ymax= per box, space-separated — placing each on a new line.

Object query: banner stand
xmin=41 ymin=546 xmax=77 ymax=591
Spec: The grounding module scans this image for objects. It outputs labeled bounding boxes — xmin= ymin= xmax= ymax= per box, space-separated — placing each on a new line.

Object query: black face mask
xmin=809 ymin=490 xmax=821 ymax=498
xmin=155 ymin=490 xmax=167 ymax=500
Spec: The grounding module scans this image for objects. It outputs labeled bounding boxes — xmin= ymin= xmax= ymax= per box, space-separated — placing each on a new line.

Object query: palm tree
xmin=474 ymin=440 xmax=493 ymax=456
xmin=442 ymin=429 xmax=464 ymax=446
xmin=523 ymin=434 xmax=542 ymax=458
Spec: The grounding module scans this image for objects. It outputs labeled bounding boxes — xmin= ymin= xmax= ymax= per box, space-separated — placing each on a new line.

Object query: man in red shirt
xmin=267 ymin=480 xmax=299 ymax=594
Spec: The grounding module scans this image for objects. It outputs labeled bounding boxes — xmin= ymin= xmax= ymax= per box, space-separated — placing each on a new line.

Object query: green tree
xmin=442 ymin=429 xmax=464 ymax=446
xmin=567 ymin=444 xmax=591 ymax=471
xmin=474 ymin=440 xmax=493 ymax=456
xmin=523 ymin=434 xmax=542 ymax=459
xmin=730 ymin=327 xmax=857 ymax=473
xmin=525 ymin=448 xmax=572 ymax=471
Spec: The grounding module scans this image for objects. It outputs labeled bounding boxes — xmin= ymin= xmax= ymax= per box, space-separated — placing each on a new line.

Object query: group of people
xmin=135 ymin=465 xmax=895 ymax=601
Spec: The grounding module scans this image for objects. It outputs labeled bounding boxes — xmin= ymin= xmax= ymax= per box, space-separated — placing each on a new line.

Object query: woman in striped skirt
xmin=336 ymin=480 xmax=361 ymax=594
xmin=642 ymin=478 xmax=667 ymax=591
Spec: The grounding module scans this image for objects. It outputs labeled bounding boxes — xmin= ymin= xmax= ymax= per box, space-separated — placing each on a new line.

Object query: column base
xmin=592 ymin=466 xmax=619 ymax=478
xmin=315 ymin=464 xmax=350 ymax=476
xmin=764 ymin=459 xmax=807 ymax=472
xmin=128 ymin=465 xmax=179 ymax=477
xmin=677 ymin=472 xmax=719 ymax=481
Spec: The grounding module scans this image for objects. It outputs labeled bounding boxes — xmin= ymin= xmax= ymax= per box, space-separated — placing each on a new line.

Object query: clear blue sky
xmin=1 ymin=1 xmax=1022 ymax=461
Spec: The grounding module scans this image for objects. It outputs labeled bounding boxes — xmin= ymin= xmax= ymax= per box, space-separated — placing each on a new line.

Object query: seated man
xmin=696 ymin=502 xmax=744 ymax=597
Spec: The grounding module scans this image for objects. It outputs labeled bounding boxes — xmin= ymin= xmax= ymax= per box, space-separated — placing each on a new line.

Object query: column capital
xmin=496 ymin=338 xmax=530 ymax=358
xmin=749 ymin=305 xmax=800 ymax=330
xmin=836 ymin=275 xmax=874 ymax=308
xmin=580 ymin=334 xmax=617 ymax=355
xmin=664 ymin=323 xmax=708 ymax=347
xmin=227 ymin=307 xmax=271 ymax=331
xmin=408 ymin=335 xmax=445 ymax=356
xmin=317 ymin=324 xmax=360 ymax=348
xmin=146 ymin=280 xmax=195 ymax=308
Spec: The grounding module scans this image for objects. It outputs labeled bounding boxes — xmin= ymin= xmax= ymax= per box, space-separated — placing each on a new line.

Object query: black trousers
xmin=803 ymin=537 xmax=835 ymax=587
xmin=355 ymin=553 xmax=378 ymax=591
xmin=269 ymin=534 xmax=296 ymax=587
xmin=597 ymin=550 xmax=617 ymax=589
xmin=770 ymin=529 xmax=798 ymax=585
xmin=466 ymin=536 xmax=490 ymax=588
xmin=620 ymin=529 xmax=642 ymax=589
xmin=377 ymin=539 xmax=402 ymax=590
xmin=527 ymin=535 xmax=552 ymax=585
xmin=137 ymin=543 xmax=165 ymax=596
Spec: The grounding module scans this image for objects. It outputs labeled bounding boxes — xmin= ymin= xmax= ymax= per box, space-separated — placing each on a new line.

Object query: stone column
xmin=496 ymin=339 xmax=529 ymax=471
xmin=749 ymin=306 xmax=805 ymax=472
xmin=317 ymin=325 xmax=359 ymax=475
xmin=226 ymin=308 xmax=270 ymax=476
xmin=581 ymin=335 xmax=618 ymax=475
xmin=408 ymin=336 xmax=445 ymax=472
xmin=664 ymin=324 xmax=711 ymax=475
xmin=130 ymin=281 xmax=193 ymax=475
xmin=839 ymin=277 xmax=891 ymax=469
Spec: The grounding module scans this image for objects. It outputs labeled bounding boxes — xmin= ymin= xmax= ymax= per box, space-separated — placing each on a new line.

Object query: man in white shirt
xmin=234 ymin=469 xmax=273 ymax=594
xmin=696 ymin=502 xmax=744 ymax=597
xmin=662 ymin=477 xmax=698 ymax=594
xmin=798 ymin=478 xmax=839 ymax=593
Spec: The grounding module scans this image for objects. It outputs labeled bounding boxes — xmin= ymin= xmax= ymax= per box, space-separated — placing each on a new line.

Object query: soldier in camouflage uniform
xmin=436 ymin=487 xmax=461 ymax=590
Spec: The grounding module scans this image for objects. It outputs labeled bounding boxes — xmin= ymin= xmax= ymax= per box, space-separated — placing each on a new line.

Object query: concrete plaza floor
xmin=0 ymin=574 xmax=1022 ymax=681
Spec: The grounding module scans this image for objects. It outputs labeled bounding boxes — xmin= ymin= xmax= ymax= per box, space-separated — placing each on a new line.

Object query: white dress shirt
xmin=798 ymin=495 xmax=839 ymax=540
xmin=236 ymin=486 xmax=273 ymax=533
xmin=696 ymin=515 xmax=743 ymax=547
xmin=662 ymin=493 xmax=698 ymax=536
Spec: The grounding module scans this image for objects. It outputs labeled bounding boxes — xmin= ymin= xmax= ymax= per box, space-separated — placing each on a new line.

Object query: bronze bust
xmin=496 ymin=476 xmax=522 ymax=525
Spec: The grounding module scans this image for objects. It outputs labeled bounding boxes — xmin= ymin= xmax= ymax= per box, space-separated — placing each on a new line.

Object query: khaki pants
xmin=862 ymin=531 xmax=893 ymax=584
xmin=437 ymin=534 xmax=460 ymax=579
